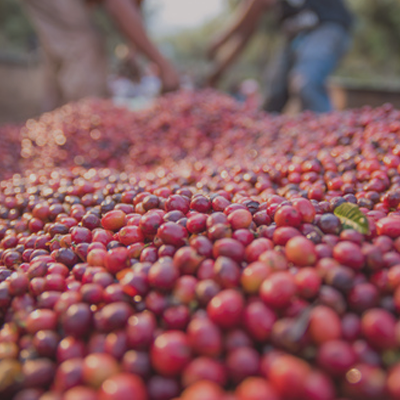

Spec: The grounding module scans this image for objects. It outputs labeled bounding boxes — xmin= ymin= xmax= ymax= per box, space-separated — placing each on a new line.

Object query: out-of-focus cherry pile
xmin=0 ymin=124 xmax=23 ymax=180
xmin=17 ymin=91 xmax=271 ymax=171
xmin=2 ymin=90 xmax=400 ymax=400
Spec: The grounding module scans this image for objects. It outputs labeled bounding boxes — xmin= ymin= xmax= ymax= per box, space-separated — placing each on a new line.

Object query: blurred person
xmin=108 ymin=46 xmax=142 ymax=99
xmin=139 ymin=62 xmax=162 ymax=98
xmin=180 ymin=73 xmax=196 ymax=91
xmin=22 ymin=0 xmax=179 ymax=111
xmin=118 ymin=46 xmax=143 ymax=84
xmin=207 ymin=0 xmax=353 ymax=113
xmin=239 ymin=78 xmax=261 ymax=109
xmin=108 ymin=71 xmax=139 ymax=99
xmin=228 ymin=82 xmax=245 ymax=102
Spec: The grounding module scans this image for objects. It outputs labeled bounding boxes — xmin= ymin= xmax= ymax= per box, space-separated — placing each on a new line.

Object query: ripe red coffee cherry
xmin=93 ymin=229 xmax=113 ymax=246
xmin=105 ymin=247 xmax=129 ymax=274
xmin=233 ymin=229 xmax=254 ymax=247
xmin=227 ymin=209 xmax=253 ymax=230
xmin=213 ymin=256 xmax=241 ymax=288
xmin=212 ymin=238 xmax=245 ymax=263
xmin=118 ymin=225 xmax=144 ymax=245
xmin=207 ymin=289 xmax=244 ymax=329
xmin=54 ymin=358 xmax=84 ymax=392
xmin=70 ymin=226 xmax=92 ymax=244
xmin=126 ymin=311 xmax=156 ymax=350
xmin=274 ymin=205 xmax=302 ymax=227
xmin=292 ymin=197 xmax=316 ymax=223
xmin=243 ymin=301 xmax=276 ymax=342
xmin=361 ymin=308 xmax=397 ymax=350
xmin=182 ymin=357 xmax=227 ymax=387
xmin=268 ymin=354 xmax=311 ymax=400
xmin=244 ymin=238 xmax=273 ymax=263
xmin=62 ymin=303 xmax=93 ymax=337
xmin=87 ymin=248 xmax=107 ymax=266
xmin=186 ymin=213 xmax=208 ymax=234
xmin=62 ymin=385 xmax=97 ymax=400
xmin=173 ymin=246 xmax=204 ymax=275
xmin=95 ymin=302 xmax=133 ymax=332
xmin=146 ymin=375 xmax=180 ymax=400
xmin=227 ymin=346 xmax=260 ymax=383
xmin=341 ymin=313 xmax=361 ymax=342
xmin=172 ymin=275 xmax=197 ymax=304
xmin=151 ymin=330 xmax=191 ymax=377
xmin=285 ymin=236 xmax=317 ymax=266
xmin=187 ymin=316 xmax=223 ymax=357
xmin=294 ymin=267 xmax=321 ymax=299
xmin=56 ymin=336 xmax=85 ymax=363
xmin=162 ymin=305 xmax=190 ymax=330
xmin=98 ymin=373 xmax=147 ymax=400
xmin=82 ymin=353 xmax=120 ymax=388
xmin=139 ymin=212 xmax=163 ymax=234
xmin=273 ymin=226 xmax=301 ymax=246
xmin=235 ymin=377 xmax=279 ymax=400
xmin=333 ymin=241 xmax=365 ymax=270
xmin=309 ymin=305 xmax=342 ymax=345
xmin=101 ymin=210 xmax=127 ymax=231
xmin=241 ymin=261 xmax=271 ymax=294
xmin=121 ymin=350 xmax=151 ymax=378
xmin=302 ymin=370 xmax=335 ymax=400
xmin=260 ymin=272 xmax=296 ymax=309
xmin=165 ymin=194 xmax=190 ymax=214
xmin=148 ymin=257 xmax=179 ymax=291
xmin=376 ymin=217 xmax=400 ymax=238
xmin=387 ymin=363 xmax=400 ymax=400
xmin=259 ymin=250 xmax=288 ymax=271
xmin=180 ymin=380 xmax=225 ymax=400
xmin=316 ymin=339 xmax=356 ymax=376
xmin=348 ymin=282 xmax=379 ymax=313
xmin=190 ymin=195 xmax=211 ymax=213
xmin=8 ymin=272 xmax=29 ymax=296
xmin=26 ymin=309 xmax=58 ymax=334
xmin=157 ymin=222 xmax=188 ymax=247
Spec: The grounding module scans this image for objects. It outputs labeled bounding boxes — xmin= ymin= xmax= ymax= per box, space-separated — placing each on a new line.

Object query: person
xmin=207 ymin=0 xmax=353 ymax=113
xmin=22 ymin=0 xmax=180 ymax=111
xmin=239 ymin=78 xmax=262 ymax=110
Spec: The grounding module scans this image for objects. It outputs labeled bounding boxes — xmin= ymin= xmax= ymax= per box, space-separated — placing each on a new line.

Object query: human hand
xmin=159 ymin=63 xmax=180 ymax=94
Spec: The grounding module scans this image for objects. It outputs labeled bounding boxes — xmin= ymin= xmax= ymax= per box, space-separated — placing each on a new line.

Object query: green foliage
xmin=0 ymin=0 xmax=35 ymax=50
xmin=337 ymin=0 xmax=400 ymax=82
xmin=334 ymin=203 xmax=370 ymax=235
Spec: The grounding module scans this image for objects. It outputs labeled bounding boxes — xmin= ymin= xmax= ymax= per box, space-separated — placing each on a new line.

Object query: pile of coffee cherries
xmin=1 ymin=91 xmax=400 ymax=400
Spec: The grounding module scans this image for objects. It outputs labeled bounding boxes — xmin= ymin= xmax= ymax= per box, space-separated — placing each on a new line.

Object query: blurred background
xmin=2 ymin=0 xmax=400 ymax=124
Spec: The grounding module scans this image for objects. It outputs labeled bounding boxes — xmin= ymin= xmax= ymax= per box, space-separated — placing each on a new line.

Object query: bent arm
xmin=207 ymin=0 xmax=275 ymax=86
xmin=104 ymin=0 xmax=179 ymax=91
xmin=207 ymin=34 xmax=253 ymax=87
xmin=209 ymin=0 xmax=275 ymax=59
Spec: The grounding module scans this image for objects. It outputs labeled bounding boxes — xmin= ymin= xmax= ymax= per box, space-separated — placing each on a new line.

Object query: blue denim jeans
xmin=263 ymin=22 xmax=351 ymax=113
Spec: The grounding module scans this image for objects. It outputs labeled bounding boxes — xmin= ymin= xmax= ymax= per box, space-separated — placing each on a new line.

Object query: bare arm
xmin=209 ymin=0 xmax=275 ymax=59
xmin=207 ymin=34 xmax=253 ymax=87
xmin=206 ymin=0 xmax=275 ymax=87
xmin=104 ymin=0 xmax=179 ymax=92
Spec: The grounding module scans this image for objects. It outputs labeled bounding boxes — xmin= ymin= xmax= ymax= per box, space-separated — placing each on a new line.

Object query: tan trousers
xmin=23 ymin=0 xmax=108 ymax=110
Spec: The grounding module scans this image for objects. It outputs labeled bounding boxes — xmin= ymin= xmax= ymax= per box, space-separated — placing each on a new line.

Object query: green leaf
xmin=334 ymin=203 xmax=370 ymax=235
